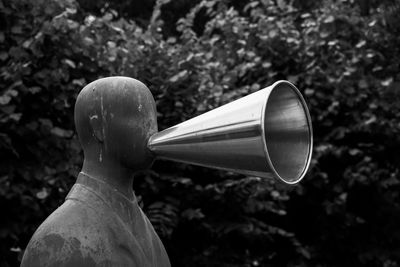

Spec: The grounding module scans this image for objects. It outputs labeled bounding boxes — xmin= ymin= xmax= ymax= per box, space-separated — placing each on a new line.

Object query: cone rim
xmin=260 ymin=80 xmax=313 ymax=184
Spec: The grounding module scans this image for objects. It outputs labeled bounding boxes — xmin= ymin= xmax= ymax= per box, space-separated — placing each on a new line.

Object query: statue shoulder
xmin=20 ymin=200 xmax=113 ymax=267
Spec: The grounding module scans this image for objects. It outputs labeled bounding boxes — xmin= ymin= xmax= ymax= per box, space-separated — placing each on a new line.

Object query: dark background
xmin=1 ymin=0 xmax=400 ymax=266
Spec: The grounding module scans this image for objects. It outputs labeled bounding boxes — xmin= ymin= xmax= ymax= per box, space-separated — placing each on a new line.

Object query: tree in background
xmin=0 ymin=0 xmax=399 ymax=266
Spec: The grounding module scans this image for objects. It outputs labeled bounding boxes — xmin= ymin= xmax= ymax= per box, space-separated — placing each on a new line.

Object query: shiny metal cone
xmin=148 ymin=80 xmax=313 ymax=184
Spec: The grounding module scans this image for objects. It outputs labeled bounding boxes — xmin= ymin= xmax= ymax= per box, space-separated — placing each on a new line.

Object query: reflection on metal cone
xmin=148 ymin=80 xmax=313 ymax=184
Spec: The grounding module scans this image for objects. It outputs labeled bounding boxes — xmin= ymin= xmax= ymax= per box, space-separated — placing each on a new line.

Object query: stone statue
xmin=21 ymin=77 xmax=171 ymax=267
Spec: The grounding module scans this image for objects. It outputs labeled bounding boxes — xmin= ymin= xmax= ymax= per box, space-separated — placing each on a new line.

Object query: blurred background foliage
xmin=1 ymin=0 xmax=400 ymax=266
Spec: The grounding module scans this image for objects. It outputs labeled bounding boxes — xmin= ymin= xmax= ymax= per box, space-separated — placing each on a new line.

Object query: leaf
xmin=64 ymin=59 xmax=76 ymax=68
xmin=381 ymin=77 xmax=393 ymax=87
xmin=364 ymin=116 xmax=376 ymax=125
xmin=11 ymin=26 xmax=22 ymax=34
xmin=251 ymin=83 xmax=260 ymax=91
xmin=169 ymin=70 xmax=188 ymax=83
xmin=323 ymin=15 xmax=335 ymax=23
xmin=66 ymin=19 xmax=79 ymax=30
xmin=39 ymin=118 xmax=53 ymax=128
xmin=328 ymin=40 xmax=337 ymax=46
xmin=0 ymin=95 xmax=11 ymax=105
xmin=319 ymin=30 xmax=330 ymax=38
xmin=83 ymin=37 xmax=94 ymax=46
xmin=301 ymin=13 xmax=311 ymax=19
xmin=66 ymin=7 xmax=77 ymax=14
xmin=0 ymin=51 xmax=8 ymax=61
xmin=298 ymin=247 xmax=311 ymax=259
xmin=9 ymin=113 xmax=22 ymax=122
xmin=175 ymin=101 xmax=183 ymax=107
xmin=51 ymin=127 xmax=73 ymax=138
xmin=277 ymin=0 xmax=285 ymax=9
xmin=269 ymin=30 xmax=278 ymax=38
xmin=356 ymin=40 xmax=366 ymax=48
xmin=349 ymin=149 xmax=362 ymax=156
xmin=262 ymin=62 xmax=272 ymax=68
xmin=9 ymin=247 xmax=21 ymax=253
xmin=29 ymin=86 xmax=41 ymax=94
xmin=372 ymin=66 xmax=383 ymax=72
xmin=36 ymin=188 xmax=48 ymax=199
xmin=358 ymin=79 xmax=368 ymax=89
xmin=181 ymin=208 xmax=205 ymax=220
xmin=305 ymin=88 xmax=314 ymax=96
xmin=72 ymin=79 xmax=86 ymax=86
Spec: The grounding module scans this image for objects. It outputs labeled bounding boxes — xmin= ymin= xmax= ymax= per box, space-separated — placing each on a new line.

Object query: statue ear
xmin=89 ymin=114 xmax=104 ymax=142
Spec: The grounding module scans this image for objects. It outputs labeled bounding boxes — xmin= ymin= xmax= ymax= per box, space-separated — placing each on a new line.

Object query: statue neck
xmin=80 ymin=157 xmax=135 ymax=201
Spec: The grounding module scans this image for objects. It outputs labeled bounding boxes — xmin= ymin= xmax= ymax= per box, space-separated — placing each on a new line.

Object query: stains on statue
xmin=100 ymin=93 xmax=107 ymax=153
xmin=22 ymin=233 xmax=97 ymax=267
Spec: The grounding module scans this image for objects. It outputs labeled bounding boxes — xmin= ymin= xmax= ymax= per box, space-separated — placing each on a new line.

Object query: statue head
xmin=74 ymin=77 xmax=158 ymax=171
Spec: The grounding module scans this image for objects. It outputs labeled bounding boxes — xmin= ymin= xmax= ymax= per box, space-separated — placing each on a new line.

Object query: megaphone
xmin=148 ymin=80 xmax=312 ymax=184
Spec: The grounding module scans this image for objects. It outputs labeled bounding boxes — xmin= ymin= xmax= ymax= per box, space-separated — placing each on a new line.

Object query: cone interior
xmin=264 ymin=83 xmax=311 ymax=183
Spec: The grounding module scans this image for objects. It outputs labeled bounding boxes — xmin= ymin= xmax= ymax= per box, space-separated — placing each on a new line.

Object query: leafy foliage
xmin=0 ymin=0 xmax=399 ymax=266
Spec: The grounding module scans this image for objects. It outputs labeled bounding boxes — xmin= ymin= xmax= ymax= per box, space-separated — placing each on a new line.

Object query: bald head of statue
xmin=75 ymin=76 xmax=158 ymax=172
